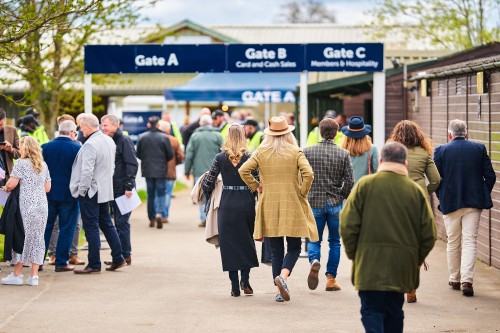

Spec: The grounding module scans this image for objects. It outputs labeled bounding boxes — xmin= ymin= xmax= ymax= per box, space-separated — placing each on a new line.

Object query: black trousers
xmin=358 ymin=290 xmax=404 ymax=333
xmin=268 ymin=236 xmax=301 ymax=281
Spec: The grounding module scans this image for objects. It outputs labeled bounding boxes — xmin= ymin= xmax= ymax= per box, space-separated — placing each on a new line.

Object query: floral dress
xmin=10 ymin=159 xmax=50 ymax=265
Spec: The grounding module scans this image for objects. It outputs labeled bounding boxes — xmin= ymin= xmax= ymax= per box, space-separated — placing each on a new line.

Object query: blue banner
xmin=122 ymin=111 xmax=162 ymax=144
xmin=305 ymin=43 xmax=383 ymax=72
xmin=85 ymin=43 xmax=384 ymax=74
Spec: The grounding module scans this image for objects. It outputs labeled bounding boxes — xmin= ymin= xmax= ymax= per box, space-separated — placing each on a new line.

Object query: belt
xmin=223 ymin=185 xmax=250 ymax=191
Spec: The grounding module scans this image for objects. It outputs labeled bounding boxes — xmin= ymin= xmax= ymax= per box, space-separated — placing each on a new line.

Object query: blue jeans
xmin=146 ymin=178 xmax=168 ymax=220
xmin=44 ymin=200 xmax=79 ymax=267
xmin=163 ymin=179 xmax=175 ymax=218
xmin=193 ymin=176 xmax=206 ymax=222
xmin=112 ymin=201 xmax=132 ymax=258
xmin=79 ymin=194 xmax=124 ymax=269
xmin=308 ymin=202 xmax=342 ymax=277
xmin=358 ymin=291 xmax=404 ymax=333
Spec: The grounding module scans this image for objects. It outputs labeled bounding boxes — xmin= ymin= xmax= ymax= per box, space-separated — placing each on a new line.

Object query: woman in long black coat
xmin=202 ymin=124 xmax=259 ymax=297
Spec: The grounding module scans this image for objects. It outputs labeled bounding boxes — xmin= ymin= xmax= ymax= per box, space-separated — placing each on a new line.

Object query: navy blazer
xmin=434 ymin=137 xmax=496 ymax=214
xmin=42 ymin=136 xmax=81 ymax=202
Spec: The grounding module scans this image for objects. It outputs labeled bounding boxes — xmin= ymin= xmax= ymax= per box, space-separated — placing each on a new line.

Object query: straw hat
xmin=341 ymin=116 xmax=372 ymax=139
xmin=264 ymin=116 xmax=295 ymax=136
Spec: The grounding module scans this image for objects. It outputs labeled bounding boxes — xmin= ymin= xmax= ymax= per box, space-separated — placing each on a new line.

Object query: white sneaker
xmin=1 ymin=273 xmax=24 ymax=285
xmin=26 ymin=276 xmax=39 ymax=286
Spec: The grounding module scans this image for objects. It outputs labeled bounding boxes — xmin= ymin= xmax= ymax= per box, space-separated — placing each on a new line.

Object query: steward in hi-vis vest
xmin=243 ymin=119 xmax=264 ymax=152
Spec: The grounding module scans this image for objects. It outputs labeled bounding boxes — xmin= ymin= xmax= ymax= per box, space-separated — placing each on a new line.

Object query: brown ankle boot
xmin=407 ymin=290 xmax=417 ymax=303
xmin=325 ymin=274 xmax=341 ymax=291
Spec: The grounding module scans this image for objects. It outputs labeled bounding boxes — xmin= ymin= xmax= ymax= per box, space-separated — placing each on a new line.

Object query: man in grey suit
xmin=70 ymin=114 xmax=126 ymax=274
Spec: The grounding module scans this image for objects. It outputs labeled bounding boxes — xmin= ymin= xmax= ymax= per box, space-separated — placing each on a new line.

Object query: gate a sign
xmin=84 ymin=43 xmax=384 ymax=74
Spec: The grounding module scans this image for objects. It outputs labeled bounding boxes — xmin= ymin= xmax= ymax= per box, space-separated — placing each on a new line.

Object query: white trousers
xmin=443 ymin=207 xmax=482 ymax=284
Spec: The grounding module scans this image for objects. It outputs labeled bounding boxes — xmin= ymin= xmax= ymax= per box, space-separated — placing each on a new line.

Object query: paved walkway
xmin=0 ymin=189 xmax=499 ymax=332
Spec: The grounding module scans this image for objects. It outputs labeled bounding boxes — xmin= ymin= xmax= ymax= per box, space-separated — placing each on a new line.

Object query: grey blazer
xmin=70 ymin=130 xmax=116 ymax=203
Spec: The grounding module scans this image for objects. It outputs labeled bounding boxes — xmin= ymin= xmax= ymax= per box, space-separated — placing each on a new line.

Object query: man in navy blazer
xmin=434 ymin=119 xmax=496 ymax=297
xmin=42 ymin=120 xmax=81 ymax=272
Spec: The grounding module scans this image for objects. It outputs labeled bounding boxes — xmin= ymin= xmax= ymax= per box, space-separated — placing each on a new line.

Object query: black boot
xmin=240 ymin=269 xmax=253 ymax=294
xmin=229 ymin=271 xmax=240 ymax=297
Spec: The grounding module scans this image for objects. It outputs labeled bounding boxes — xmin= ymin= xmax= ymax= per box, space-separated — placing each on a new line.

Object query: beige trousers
xmin=443 ymin=207 xmax=482 ymax=284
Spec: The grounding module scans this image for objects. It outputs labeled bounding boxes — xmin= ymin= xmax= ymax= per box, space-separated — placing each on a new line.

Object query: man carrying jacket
xmin=340 ymin=142 xmax=436 ymax=333
xmin=101 ymin=115 xmax=138 ymax=265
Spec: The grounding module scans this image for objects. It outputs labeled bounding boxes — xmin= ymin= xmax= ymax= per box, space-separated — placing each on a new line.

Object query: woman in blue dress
xmin=202 ymin=124 xmax=259 ymax=297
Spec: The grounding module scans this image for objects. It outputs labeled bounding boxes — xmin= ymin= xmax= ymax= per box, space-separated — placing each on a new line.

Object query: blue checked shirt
xmin=303 ymin=139 xmax=354 ymax=209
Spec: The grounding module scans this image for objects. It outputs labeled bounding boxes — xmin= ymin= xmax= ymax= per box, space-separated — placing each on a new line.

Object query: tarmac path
xmin=0 ymin=189 xmax=499 ymax=332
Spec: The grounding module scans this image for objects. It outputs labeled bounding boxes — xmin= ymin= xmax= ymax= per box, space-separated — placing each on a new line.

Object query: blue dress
xmin=203 ymin=152 xmax=259 ymax=272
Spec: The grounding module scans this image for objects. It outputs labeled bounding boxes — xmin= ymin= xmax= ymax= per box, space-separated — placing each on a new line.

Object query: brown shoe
xmin=55 ymin=265 xmax=75 ymax=272
xmin=161 ymin=218 xmax=169 ymax=224
xmin=124 ymin=256 xmax=131 ymax=265
xmin=48 ymin=255 xmax=56 ymax=265
xmin=68 ymin=255 xmax=85 ymax=265
xmin=449 ymin=281 xmax=461 ymax=290
xmin=407 ymin=290 xmax=417 ymax=303
xmin=462 ymin=282 xmax=474 ymax=296
xmin=307 ymin=259 xmax=321 ymax=290
xmin=156 ymin=214 xmax=163 ymax=229
xmin=325 ymin=274 xmax=341 ymax=291
xmin=74 ymin=266 xmax=101 ymax=274
xmin=105 ymin=260 xmax=127 ymax=272
xmin=149 ymin=219 xmax=155 ymax=227
xmin=198 ymin=221 xmax=206 ymax=228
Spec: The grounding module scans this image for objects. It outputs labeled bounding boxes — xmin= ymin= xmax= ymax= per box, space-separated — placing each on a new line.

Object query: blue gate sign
xmin=122 ymin=111 xmax=162 ymax=144
xmin=226 ymin=44 xmax=305 ymax=72
xmin=305 ymin=43 xmax=384 ymax=72
xmin=85 ymin=45 xmax=226 ymax=74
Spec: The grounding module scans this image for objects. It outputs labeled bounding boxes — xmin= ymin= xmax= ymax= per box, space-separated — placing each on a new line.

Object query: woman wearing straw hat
xmin=239 ymin=116 xmax=319 ymax=303
xmin=341 ymin=116 xmax=379 ymax=183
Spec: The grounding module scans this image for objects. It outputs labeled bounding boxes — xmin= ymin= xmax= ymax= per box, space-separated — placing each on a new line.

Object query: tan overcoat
xmin=239 ymin=146 xmax=319 ymax=242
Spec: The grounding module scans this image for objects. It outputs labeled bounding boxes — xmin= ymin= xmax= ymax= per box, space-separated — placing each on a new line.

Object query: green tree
xmin=276 ymin=0 xmax=336 ymax=23
xmin=0 ymin=0 xmax=156 ymax=136
xmin=367 ymin=0 xmax=500 ymax=50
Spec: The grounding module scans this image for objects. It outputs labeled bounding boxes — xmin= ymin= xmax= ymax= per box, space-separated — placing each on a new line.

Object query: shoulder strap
xmin=367 ymin=149 xmax=371 ymax=174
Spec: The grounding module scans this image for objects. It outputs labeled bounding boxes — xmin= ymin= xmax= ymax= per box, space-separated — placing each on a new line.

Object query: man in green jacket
xmin=185 ymin=115 xmax=223 ymax=227
xmin=340 ymin=142 xmax=436 ymax=333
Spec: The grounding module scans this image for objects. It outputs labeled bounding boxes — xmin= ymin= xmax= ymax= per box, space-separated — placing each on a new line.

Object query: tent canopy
xmin=164 ymin=73 xmax=299 ymax=103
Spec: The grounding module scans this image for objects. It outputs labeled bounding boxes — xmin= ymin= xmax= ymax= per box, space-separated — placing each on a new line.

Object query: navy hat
xmin=242 ymin=119 xmax=258 ymax=127
xmin=211 ymin=110 xmax=224 ymax=119
xmin=324 ymin=110 xmax=337 ymax=119
xmin=22 ymin=114 xmax=37 ymax=125
xmin=341 ymin=116 xmax=372 ymax=139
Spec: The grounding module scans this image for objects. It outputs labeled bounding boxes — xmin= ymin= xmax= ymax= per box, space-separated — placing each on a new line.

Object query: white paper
xmin=0 ymin=189 xmax=10 ymax=206
xmin=115 ymin=188 xmax=142 ymax=215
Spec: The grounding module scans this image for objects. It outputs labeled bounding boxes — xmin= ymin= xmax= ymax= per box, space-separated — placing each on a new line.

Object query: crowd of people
xmin=0 ymin=105 xmax=496 ymax=333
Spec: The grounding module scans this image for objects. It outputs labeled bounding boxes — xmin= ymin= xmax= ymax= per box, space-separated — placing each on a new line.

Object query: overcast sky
xmin=138 ymin=0 xmax=374 ymax=26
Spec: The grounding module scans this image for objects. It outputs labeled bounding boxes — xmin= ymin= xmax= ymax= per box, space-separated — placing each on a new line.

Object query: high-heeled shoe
xmin=240 ymin=281 xmax=253 ymax=295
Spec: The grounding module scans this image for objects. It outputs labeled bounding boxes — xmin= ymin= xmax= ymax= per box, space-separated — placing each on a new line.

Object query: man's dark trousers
xmin=358 ymin=291 xmax=404 ymax=333
xmin=79 ymin=193 xmax=124 ymax=270
xmin=44 ymin=200 xmax=79 ymax=267
xmin=112 ymin=201 xmax=132 ymax=258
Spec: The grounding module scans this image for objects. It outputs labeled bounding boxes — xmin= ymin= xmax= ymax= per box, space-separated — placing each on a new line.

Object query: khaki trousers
xmin=443 ymin=207 xmax=481 ymax=284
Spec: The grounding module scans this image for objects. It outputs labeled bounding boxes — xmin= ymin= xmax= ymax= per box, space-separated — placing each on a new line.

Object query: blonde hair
xmin=342 ymin=136 xmax=372 ymax=156
xmin=258 ymin=132 xmax=298 ymax=157
xmin=21 ymin=136 xmax=44 ymax=174
xmin=221 ymin=124 xmax=247 ymax=164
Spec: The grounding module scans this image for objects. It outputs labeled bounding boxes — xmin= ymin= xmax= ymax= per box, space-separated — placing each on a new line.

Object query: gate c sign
xmin=85 ymin=43 xmax=383 ymax=74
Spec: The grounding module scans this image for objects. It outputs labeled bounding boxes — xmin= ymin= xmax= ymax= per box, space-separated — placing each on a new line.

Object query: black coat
xmin=0 ymin=186 xmax=24 ymax=260
xmin=112 ymin=128 xmax=138 ymax=197
xmin=181 ymin=119 xmax=200 ymax=148
xmin=136 ymin=128 xmax=173 ymax=178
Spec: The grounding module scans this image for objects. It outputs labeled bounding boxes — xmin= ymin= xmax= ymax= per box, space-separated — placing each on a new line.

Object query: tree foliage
xmin=366 ymin=0 xmax=500 ymax=50
xmin=0 ymin=0 xmax=156 ymax=135
xmin=276 ymin=0 xmax=336 ymax=23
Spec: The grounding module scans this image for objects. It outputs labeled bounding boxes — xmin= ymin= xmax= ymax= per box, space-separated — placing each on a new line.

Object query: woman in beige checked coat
xmin=239 ymin=116 xmax=319 ymax=303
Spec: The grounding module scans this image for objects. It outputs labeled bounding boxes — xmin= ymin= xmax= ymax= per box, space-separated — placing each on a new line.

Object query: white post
xmin=299 ymin=71 xmax=308 ymax=148
xmin=264 ymin=102 xmax=270 ymax=126
xmin=372 ymin=72 xmax=386 ymax=151
xmin=84 ymin=74 xmax=92 ymax=114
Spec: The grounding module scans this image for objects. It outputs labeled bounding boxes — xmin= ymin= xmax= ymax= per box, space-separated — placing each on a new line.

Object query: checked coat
xmin=304 ymin=139 xmax=354 ymax=209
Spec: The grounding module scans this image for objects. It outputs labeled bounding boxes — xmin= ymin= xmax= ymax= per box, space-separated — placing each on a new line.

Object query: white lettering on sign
xmin=123 ymin=115 xmax=144 ymax=123
xmin=322 ymin=47 xmax=367 ymax=59
xmin=135 ymin=54 xmax=178 ymax=66
xmin=241 ymin=91 xmax=296 ymax=103
xmin=244 ymin=48 xmax=288 ymax=60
